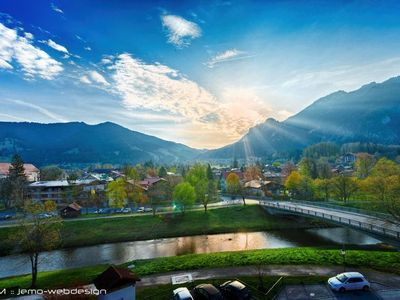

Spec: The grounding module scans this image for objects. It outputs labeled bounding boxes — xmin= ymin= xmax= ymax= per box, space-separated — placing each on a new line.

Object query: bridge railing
xmin=260 ymin=201 xmax=400 ymax=240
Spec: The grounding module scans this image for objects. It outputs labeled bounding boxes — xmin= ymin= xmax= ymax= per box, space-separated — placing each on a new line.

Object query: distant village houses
xmin=0 ymin=162 xmax=40 ymax=182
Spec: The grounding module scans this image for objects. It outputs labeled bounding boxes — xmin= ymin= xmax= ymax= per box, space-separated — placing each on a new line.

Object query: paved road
xmin=136 ymin=265 xmax=400 ymax=288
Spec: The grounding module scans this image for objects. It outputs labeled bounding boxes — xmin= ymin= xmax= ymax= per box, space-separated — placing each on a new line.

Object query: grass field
xmin=0 ymin=248 xmax=398 ymax=289
xmin=0 ymin=205 xmax=321 ymax=255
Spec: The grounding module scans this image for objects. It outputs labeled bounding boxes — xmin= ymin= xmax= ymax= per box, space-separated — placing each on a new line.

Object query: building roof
xmin=29 ymin=180 xmax=70 ymax=187
xmin=0 ymin=163 xmax=39 ymax=175
xmin=223 ymin=170 xmax=244 ymax=180
xmin=66 ymin=202 xmax=81 ymax=211
xmin=94 ymin=265 xmax=140 ymax=291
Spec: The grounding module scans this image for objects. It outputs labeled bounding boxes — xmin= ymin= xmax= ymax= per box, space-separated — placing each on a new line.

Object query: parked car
xmin=172 ymin=287 xmax=194 ymax=300
xmin=0 ymin=214 xmax=12 ymax=221
xmin=137 ymin=207 xmax=145 ymax=213
xmin=38 ymin=213 xmax=52 ymax=219
xmin=220 ymin=280 xmax=252 ymax=299
xmin=192 ymin=284 xmax=224 ymax=300
xmin=122 ymin=207 xmax=131 ymax=213
xmin=328 ymin=272 xmax=370 ymax=292
xmin=144 ymin=207 xmax=153 ymax=212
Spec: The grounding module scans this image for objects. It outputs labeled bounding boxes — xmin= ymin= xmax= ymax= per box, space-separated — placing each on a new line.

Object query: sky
xmin=1 ymin=0 xmax=400 ymax=149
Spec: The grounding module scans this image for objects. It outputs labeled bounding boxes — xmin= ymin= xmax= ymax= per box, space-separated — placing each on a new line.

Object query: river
xmin=0 ymin=227 xmax=385 ymax=278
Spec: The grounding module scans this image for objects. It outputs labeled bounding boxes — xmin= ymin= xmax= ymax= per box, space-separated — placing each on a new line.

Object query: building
xmin=0 ymin=163 xmax=40 ymax=182
xmin=137 ymin=177 xmax=166 ymax=190
xmin=60 ymin=202 xmax=81 ymax=218
xmin=94 ymin=265 xmax=141 ymax=300
xmin=28 ymin=179 xmax=107 ymax=204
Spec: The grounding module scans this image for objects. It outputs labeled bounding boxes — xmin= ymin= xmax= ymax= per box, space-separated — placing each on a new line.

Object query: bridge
xmin=259 ymin=200 xmax=400 ymax=241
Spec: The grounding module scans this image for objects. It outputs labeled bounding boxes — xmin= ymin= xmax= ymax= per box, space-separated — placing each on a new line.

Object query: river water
xmin=0 ymin=227 xmax=384 ymax=278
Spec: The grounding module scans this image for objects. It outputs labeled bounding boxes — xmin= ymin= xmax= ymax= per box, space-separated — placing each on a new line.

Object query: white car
xmin=328 ymin=272 xmax=370 ymax=292
xmin=172 ymin=287 xmax=193 ymax=300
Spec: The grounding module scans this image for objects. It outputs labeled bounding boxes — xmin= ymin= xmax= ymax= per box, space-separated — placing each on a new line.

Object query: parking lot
xmin=276 ymin=282 xmax=400 ymax=300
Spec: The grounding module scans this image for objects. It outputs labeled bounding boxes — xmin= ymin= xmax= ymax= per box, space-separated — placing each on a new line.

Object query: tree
xmin=314 ymin=178 xmax=332 ymax=201
xmin=281 ymin=162 xmax=297 ymax=178
xmin=106 ymin=178 xmax=127 ymax=208
xmin=147 ymin=180 xmax=171 ymax=216
xmin=205 ymin=179 xmax=218 ymax=211
xmin=244 ymin=165 xmax=262 ymax=181
xmin=40 ymin=166 xmax=64 ymax=181
xmin=186 ymin=164 xmax=209 ymax=211
xmin=226 ymin=173 xmax=241 ymax=196
xmin=158 ymin=166 xmax=168 ymax=178
xmin=354 ymin=153 xmax=376 ymax=179
xmin=8 ymin=154 xmax=27 ymax=208
xmin=285 ymin=171 xmax=302 ymax=197
xmin=316 ymin=159 xmax=332 ymax=179
xmin=206 ymin=164 xmax=214 ymax=181
xmin=371 ymin=158 xmax=400 ymax=177
xmin=232 ymin=157 xmax=239 ymax=169
xmin=123 ymin=165 xmax=139 ymax=180
xmin=299 ymin=158 xmax=318 ymax=179
xmin=12 ymin=202 xmax=62 ymax=287
xmin=331 ymin=175 xmax=358 ymax=203
xmin=173 ymin=182 xmax=196 ymax=213
xmin=0 ymin=178 xmax=13 ymax=209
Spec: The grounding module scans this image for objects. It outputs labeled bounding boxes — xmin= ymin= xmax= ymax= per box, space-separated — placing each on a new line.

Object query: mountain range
xmin=1 ymin=76 xmax=400 ymax=166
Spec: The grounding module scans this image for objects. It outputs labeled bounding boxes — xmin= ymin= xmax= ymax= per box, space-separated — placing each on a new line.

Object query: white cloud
xmin=161 ymin=15 xmax=201 ymax=47
xmin=89 ymin=70 xmax=109 ymax=86
xmin=108 ymin=53 xmax=273 ymax=147
xmin=84 ymin=46 xmax=92 ymax=51
xmin=24 ymin=32 xmax=33 ymax=40
xmin=0 ymin=23 xmax=63 ymax=79
xmin=0 ymin=58 xmax=13 ymax=69
xmin=5 ymin=99 xmax=67 ymax=122
xmin=45 ymin=39 xmax=69 ymax=54
xmin=51 ymin=3 xmax=64 ymax=14
xmin=206 ymin=49 xmax=252 ymax=68
xmin=79 ymin=75 xmax=91 ymax=84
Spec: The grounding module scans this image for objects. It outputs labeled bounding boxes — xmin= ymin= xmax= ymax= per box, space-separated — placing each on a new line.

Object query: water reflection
xmin=0 ymin=227 xmax=384 ymax=278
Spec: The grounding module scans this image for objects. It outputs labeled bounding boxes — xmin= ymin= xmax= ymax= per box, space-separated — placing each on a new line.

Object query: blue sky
xmin=1 ymin=0 xmax=400 ymax=148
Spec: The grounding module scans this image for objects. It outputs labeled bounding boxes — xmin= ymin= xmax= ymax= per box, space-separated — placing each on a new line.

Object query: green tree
xmin=8 ymin=154 xmax=27 ymax=208
xmin=106 ymin=178 xmax=127 ymax=208
xmin=331 ymin=175 xmax=358 ymax=203
xmin=40 ymin=166 xmax=64 ymax=181
xmin=173 ymin=182 xmax=196 ymax=213
xmin=355 ymin=153 xmax=376 ymax=179
xmin=124 ymin=165 xmax=140 ymax=180
xmin=314 ymin=178 xmax=332 ymax=201
xmin=187 ymin=164 xmax=209 ymax=211
xmin=316 ymin=159 xmax=332 ymax=179
xmin=206 ymin=164 xmax=214 ymax=180
xmin=12 ymin=201 xmax=63 ymax=287
xmin=299 ymin=158 xmax=318 ymax=179
xmin=371 ymin=158 xmax=400 ymax=177
xmin=0 ymin=178 xmax=13 ymax=209
xmin=158 ymin=166 xmax=168 ymax=178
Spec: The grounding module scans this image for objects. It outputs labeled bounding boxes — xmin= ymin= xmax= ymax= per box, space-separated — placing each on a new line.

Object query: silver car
xmin=328 ymin=272 xmax=370 ymax=292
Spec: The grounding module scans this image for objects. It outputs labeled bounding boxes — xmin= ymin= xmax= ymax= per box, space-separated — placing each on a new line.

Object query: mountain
xmin=205 ymin=76 xmax=400 ymax=159
xmin=0 ymin=121 xmax=200 ymax=166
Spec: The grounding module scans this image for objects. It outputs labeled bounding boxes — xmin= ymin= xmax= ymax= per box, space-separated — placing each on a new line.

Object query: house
xmin=244 ymin=179 xmax=267 ymax=196
xmin=137 ymin=177 xmax=166 ymax=190
xmin=94 ymin=265 xmax=141 ymax=300
xmin=0 ymin=163 xmax=40 ymax=182
xmin=28 ymin=178 xmax=104 ymax=204
xmin=59 ymin=202 xmax=81 ymax=218
xmin=342 ymin=153 xmax=357 ymax=164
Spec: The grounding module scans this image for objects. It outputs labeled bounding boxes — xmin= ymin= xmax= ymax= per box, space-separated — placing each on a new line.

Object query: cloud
xmin=84 ymin=46 xmax=92 ymax=51
xmin=79 ymin=75 xmax=91 ymax=84
xmin=4 ymin=99 xmax=67 ymax=122
xmin=0 ymin=23 xmax=63 ymax=79
xmin=51 ymin=3 xmax=64 ymax=14
xmin=89 ymin=70 xmax=109 ymax=86
xmin=108 ymin=53 xmax=273 ymax=147
xmin=161 ymin=15 xmax=201 ymax=47
xmin=24 ymin=32 xmax=33 ymax=40
xmin=0 ymin=58 xmax=13 ymax=69
xmin=206 ymin=49 xmax=253 ymax=68
xmin=43 ymin=39 xmax=69 ymax=54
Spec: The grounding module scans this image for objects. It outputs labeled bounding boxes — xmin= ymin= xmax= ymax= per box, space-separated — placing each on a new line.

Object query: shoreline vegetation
xmin=0 ymin=206 xmax=325 ymax=256
xmin=0 ymin=248 xmax=399 ymax=289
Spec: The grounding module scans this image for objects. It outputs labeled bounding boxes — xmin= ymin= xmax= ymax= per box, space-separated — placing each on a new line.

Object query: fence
xmin=260 ymin=200 xmax=400 ymax=240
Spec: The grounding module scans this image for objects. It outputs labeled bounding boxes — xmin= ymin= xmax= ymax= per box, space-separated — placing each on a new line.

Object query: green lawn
xmin=0 ymin=248 xmax=398 ymax=289
xmin=0 ymin=206 xmax=320 ymax=255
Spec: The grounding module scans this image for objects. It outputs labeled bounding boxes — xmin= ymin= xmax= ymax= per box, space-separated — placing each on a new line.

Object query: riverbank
xmin=0 ymin=248 xmax=399 ymax=289
xmin=0 ymin=206 xmax=322 ymax=255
